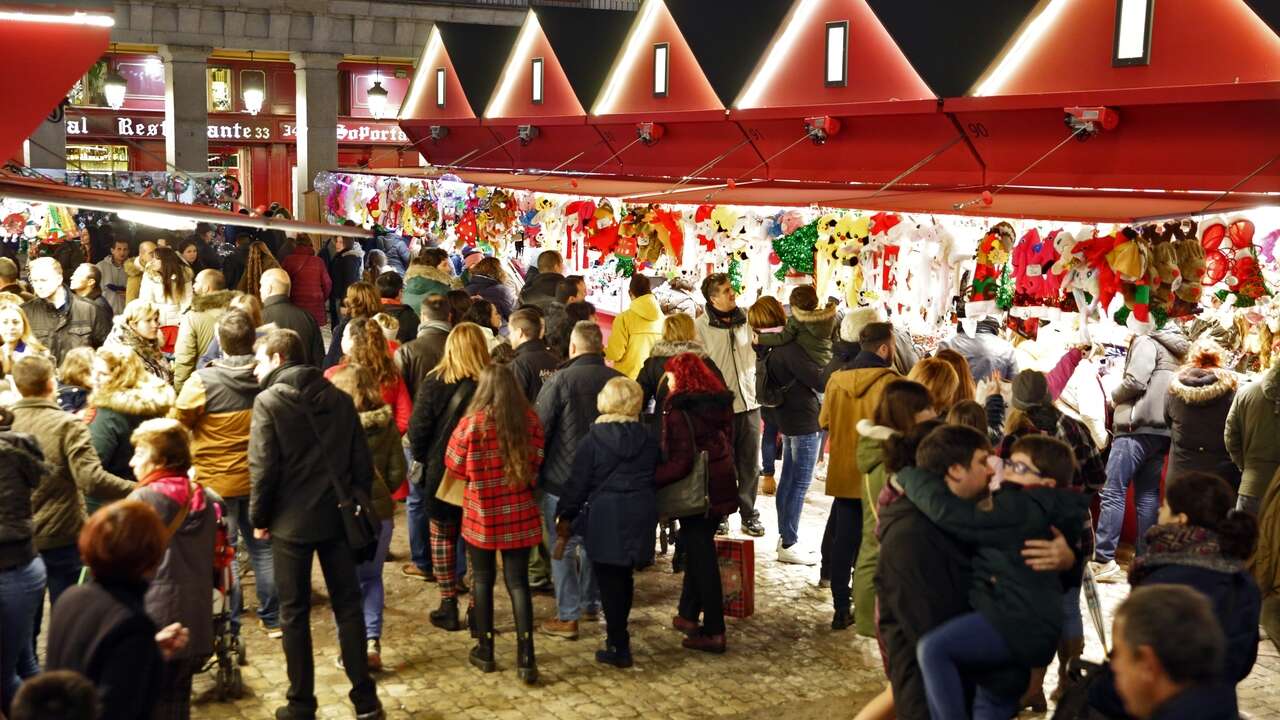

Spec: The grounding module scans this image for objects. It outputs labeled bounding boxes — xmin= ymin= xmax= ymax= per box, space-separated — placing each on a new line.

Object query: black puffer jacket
xmin=558 ymin=419 xmax=660 ymax=567
xmin=636 ymin=340 xmax=724 ymax=423
xmin=0 ymin=428 xmax=46 ymax=570
xmin=510 ymin=339 xmax=559 ymax=403
xmin=519 ymin=271 xmax=564 ymax=310
xmin=1166 ymin=366 xmax=1240 ymax=487
xmin=762 ymin=338 xmax=824 ymax=435
xmin=464 ymin=273 xmax=517 ymax=320
xmin=535 ymin=354 xmax=622 ymax=496
xmin=248 ymin=363 xmax=374 ymax=543
xmin=407 ymin=375 xmax=477 ymax=522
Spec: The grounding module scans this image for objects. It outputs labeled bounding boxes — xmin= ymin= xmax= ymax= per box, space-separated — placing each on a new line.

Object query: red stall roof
xmin=478 ymin=9 xmax=635 ymax=176
xmin=1 ymin=6 xmax=112 ymax=165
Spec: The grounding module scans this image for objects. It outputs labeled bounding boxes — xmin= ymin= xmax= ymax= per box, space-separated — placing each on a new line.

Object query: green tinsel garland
xmin=613 ymin=253 xmax=635 ymax=278
xmin=728 ymin=258 xmax=744 ymax=293
xmin=995 ymin=264 xmax=1014 ymax=311
xmin=772 ymin=220 xmax=818 ymax=281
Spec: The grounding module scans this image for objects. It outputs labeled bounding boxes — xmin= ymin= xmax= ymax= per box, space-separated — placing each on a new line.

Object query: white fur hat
xmin=841 ymin=306 xmax=885 ymax=342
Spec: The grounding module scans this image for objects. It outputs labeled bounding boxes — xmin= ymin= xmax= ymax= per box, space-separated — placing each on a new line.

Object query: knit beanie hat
xmin=1011 ymin=370 xmax=1050 ymax=411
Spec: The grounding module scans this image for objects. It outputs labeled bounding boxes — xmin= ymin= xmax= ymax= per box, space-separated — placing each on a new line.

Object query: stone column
xmin=291 ymin=52 xmax=341 ymax=221
xmin=160 ymin=45 xmax=211 ymax=173
xmin=24 ymin=112 xmax=66 ymax=171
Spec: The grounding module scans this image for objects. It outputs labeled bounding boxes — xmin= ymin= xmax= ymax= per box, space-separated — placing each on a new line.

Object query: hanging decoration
xmin=772 ymin=220 xmax=818 ymax=281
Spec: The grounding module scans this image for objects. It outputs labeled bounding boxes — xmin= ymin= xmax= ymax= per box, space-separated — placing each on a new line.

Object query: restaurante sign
xmin=65 ymin=113 xmax=408 ymax=145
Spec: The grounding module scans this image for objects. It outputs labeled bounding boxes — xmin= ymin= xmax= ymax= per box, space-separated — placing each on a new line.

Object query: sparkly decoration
xmin=773 ymin=220 xmax=818 ymax=281
xmin=996 ymin=264 xmax=1014 ymax=311
xmin=728 ymin=258 xmax=744 ymax=293
xmin=613 ymin=253 xmax=635 ymax=278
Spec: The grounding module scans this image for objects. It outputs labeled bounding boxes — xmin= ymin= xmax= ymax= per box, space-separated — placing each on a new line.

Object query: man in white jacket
xmin=695 ymin=273 xmax=766 ymax=537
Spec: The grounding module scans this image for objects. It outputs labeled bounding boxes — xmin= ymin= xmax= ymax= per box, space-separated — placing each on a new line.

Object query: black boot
xmin=470 ymin=631 xmax=496 ymax=673
xmin=831 ymin=608 xmax=852 ymax=631
xmin=595 ymin=640 xmax=633 ymax=669
xmin=430 ymin=597 xmax=462 ymax=632
xmin=516 ymin=631 xmax=538 ymax=685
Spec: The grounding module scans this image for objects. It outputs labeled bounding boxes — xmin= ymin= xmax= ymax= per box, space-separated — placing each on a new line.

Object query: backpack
xmin=755 ymin=348 xmax=793 ymax=408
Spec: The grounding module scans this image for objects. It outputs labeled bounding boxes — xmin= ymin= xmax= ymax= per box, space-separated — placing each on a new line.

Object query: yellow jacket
xmin=605 ymin=293 xmax=665 ymax=379
xmin=818 ymin=366 xmax=898 ymax=498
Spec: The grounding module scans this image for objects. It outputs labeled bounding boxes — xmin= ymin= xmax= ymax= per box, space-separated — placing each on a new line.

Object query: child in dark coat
xmin=897 ymin=428 xmax=1086 ymax=720
xmin=556 ymin=377 xmax=660 ymax=669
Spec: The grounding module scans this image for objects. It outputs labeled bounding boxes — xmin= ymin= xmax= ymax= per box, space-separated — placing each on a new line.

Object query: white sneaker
xmin=777 ymin=544 xmax=817 ymax=566
xmin=1090 ymin=560 xmax=1124 ymax=583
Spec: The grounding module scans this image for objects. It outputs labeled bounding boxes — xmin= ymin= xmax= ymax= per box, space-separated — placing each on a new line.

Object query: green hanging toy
xmin=772 ymin=220 xmax=818 ymax=281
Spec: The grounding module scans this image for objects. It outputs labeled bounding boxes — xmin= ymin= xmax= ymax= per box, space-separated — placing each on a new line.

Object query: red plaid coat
xmin=445 ymin=409 xmax=545 ymax=550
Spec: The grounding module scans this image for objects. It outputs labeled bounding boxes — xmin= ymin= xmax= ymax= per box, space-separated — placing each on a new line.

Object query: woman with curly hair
xmin=234 ymin=240 xmax=281 ymax=298
xmin=103 ymin=300 xmax=173 ymax=384
xmin=87 ymin=346 xmax=175 ymax=512
xmin=325 ymin=282 xmax=382 ymax=369
xmin=325 ymin=317 xmax=411 ymax=435
xmin=464 ymin=257 xmax=516 ymax=321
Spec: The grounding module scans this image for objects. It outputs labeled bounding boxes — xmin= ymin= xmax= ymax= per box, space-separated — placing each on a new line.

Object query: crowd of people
xmin=0 ymin=226 xmax=1273 ymax=720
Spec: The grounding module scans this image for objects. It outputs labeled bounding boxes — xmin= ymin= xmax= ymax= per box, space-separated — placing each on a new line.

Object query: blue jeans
xmin=918 ymin=611 xmax=1021 ymax=720
xmin=1095 ymin=434 xmax=1168 ymax=562
xmin=541 ymin=491 xmax=599 ymax=621
xmin=776 ymin=431 xmax=822 ymax=548
xmin=33 ymin=544 xmax=82 ymax=648
xmin=0 ymin=556 xmax=45 ymax=712
xmin=761 ymin=419 xmax=781 ymax=477
xmin=225 ymin=495 xmax=280 ymax=630
xmin=407 ymin=472 xmax=432 ymax=574
xmin=356 ymin=519 xmax=394 ymax=639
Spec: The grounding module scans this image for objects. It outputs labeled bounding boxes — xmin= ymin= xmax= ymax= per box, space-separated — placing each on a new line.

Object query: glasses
xmin=1006 ymin=461 xmax=1042 ymax=478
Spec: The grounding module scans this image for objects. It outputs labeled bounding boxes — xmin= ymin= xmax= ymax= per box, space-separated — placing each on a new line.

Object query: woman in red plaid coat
xmin=445 ymin=363 xmax=545 ymax=685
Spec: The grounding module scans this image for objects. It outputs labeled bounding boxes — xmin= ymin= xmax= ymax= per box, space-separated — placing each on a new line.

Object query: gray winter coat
xmin=1112 ymin=328 xmax=1190 ymax=436
xmin=1226 ymin=366 xmax=1280 ymax=500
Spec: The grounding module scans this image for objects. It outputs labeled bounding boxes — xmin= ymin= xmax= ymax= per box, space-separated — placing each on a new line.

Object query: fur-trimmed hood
xmin=405 ymin=264 xmax=462 ymax=289
xmin=189 ymin=289 xmax=237 ymax=313
xmin=92 ymin=374 xmax=174 ymax=417
xmin=358 ymin=404 xmax=394 ymax=432
xmin=855 ymin=419 xmax=896 ymax=441
xmin=793 ymin=300 xmax=838 ymax=325
xmin=647 ymin=339 xmax=709 ymax=359
xmin=1170 ymin=367 xmax=1238 ymax=405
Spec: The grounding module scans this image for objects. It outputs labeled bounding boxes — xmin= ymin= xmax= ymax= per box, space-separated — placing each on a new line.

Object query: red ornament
xmin=726 ymin=178 xmax=737 ymax=189
xmin=768 ymin=251 xmax=780 ymax=265
xmin=570 ymin=179 xmax=579 ymax=188
xmin=981 ymin=191 xmax=994 ymax=206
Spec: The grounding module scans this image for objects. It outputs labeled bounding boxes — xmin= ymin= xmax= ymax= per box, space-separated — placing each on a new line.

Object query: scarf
xmin=705 ymin=303 xmax=745 ymax=329
xmin=1129 ymin=524 xmax=1244 ymax=585
xmin=116 ymin=322 xmax=173 ymax=384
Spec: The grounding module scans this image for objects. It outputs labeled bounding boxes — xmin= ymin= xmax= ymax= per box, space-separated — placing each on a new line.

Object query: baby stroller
xmin=201 ymin=497 xmax=246 ymax=701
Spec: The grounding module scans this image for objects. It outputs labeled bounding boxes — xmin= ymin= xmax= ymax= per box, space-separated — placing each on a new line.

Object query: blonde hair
xmin=372 ymin=313 xmax=399 ymax=340
xmin=747 ymin=296 xmax=787 ymax=329
xmin=907 ymin=357 xmax=961 ymax=414
xmin=130 ymin=418 xmax=192 ymax=473
xmin=58 ymin=347 xmax=95 ymax=388
xmin=92 ymin=346 xmax=149 ymax=396
xmin=230 ymin=293 xmax=263 ymax=327
xmin=0 ymin=301 xmax=46 ymax=353
xmin=430 ymin=322 xmax=490 ymax=385
xmin=344 ymin=282 xmax=381 ymax=320
xmin=331 ymin=363 xmax=386 ymax=412
xmin=662 ymin=313 xmax=697 ymax=343
xmin=597 ymin=376 xmax=643 ymax=418
xmin=121 ymin=298 xmax=160 ymax=327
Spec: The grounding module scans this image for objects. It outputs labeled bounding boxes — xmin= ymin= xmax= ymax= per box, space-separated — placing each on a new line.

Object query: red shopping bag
xmin=715 ymin=537 xmax=755 ymax=618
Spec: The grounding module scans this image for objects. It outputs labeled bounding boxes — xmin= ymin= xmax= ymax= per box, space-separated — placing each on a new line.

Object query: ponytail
xmin=1166 ymin=472 xmax=1259 ymax=560
xmin=1217 ymin=509 xmax=1259 ymax=561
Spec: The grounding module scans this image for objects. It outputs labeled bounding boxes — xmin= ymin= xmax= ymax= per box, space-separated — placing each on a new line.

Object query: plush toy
xmin=970 ymin=222 xmax=1015 ymax=302
xmin=1200 ymin=216 xmax=1268 ymax=306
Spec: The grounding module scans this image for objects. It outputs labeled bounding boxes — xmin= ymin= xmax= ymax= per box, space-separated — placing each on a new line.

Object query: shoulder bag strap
xmin=299 ymin=407 xmax=354 ymax=506
xmin=443 ymin=381 xmax=470 ymax=427
xmin=162 ymin=479 xmax=196 ymax=544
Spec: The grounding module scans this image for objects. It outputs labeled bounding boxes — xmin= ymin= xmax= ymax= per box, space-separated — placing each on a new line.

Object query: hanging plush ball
xmin=981 ymin=191 xmax=994 ymax=206
xmin=769 ymin=251 xmax=780 ymax=265
xmin=727 ymin=178 xmax=737 ymax=189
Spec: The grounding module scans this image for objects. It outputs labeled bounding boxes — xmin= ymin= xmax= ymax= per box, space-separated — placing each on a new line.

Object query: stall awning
xmin=0 ymin=173 xmax=374 ymax=238
xmin=1 ymin=5 xmax=112 ymax=164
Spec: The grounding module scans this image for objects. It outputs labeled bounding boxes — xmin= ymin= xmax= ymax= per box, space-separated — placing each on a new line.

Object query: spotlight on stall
xmin=804 ymin=116 xmax=841 ymax=145
xmin=1063 ymin=107 xmax=1120 ymax=140
xmin=518 ymin=125 xmax=540 ymax=146
xmin=635 ymin=122 xmax=665 ymax=146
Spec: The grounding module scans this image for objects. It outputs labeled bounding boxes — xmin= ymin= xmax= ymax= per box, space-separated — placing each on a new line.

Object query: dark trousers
xmin=273 ymin=536 xmax=379 ymax=717
xmin=466 ymin=545 xmax=533 ymax=639
xmin=677 ymin=516 xmax=725 ymax=636
xmin=32 ymin=543 xmax=82 ymax=650
xmin=151 ymin=657 xmax=198 ymax=720
xmin=827 ymin=498 xmax=863 ymax=613
xmin=593 ymin=562 xmax=635 ymax=651
xmin=733 ymin=410 xmax=761 ymax=520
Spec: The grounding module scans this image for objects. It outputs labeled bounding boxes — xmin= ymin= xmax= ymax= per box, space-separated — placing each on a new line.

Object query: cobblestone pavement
xmin=189 ymin=477 xmax=1280 ymax=719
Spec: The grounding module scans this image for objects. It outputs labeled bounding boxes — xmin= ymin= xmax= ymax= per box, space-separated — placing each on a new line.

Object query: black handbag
xmin=304 ymin=411 xmax=381 ymax=563
xmin=656 ymin=410 xmax=710 ymax=522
